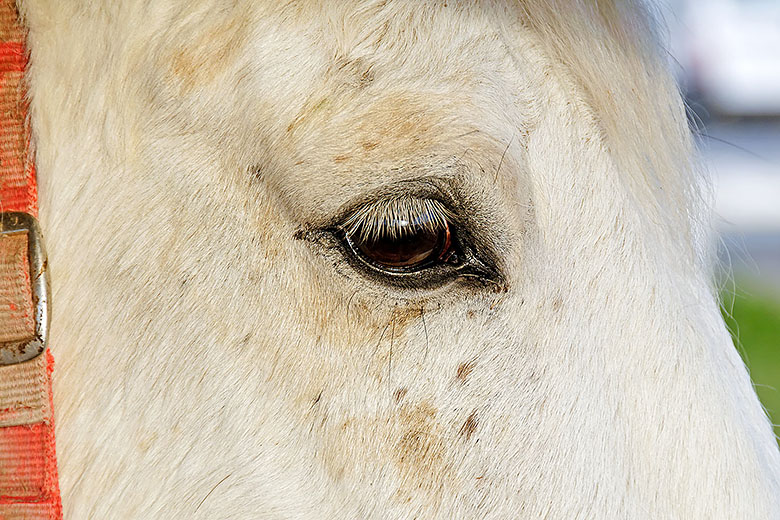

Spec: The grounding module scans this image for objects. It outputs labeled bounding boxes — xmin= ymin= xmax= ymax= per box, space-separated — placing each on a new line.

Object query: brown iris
xmin=351 ymin=221 xmax=452 ymax=270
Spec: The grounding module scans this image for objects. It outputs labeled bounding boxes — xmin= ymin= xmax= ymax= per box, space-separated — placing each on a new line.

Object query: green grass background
xmin=721 ymin=281 xmax=780 ymax=443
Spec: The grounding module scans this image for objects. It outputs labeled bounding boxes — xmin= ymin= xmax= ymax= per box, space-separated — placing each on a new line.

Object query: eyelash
xmin=342 ymin=198 xmax=454 ymax=243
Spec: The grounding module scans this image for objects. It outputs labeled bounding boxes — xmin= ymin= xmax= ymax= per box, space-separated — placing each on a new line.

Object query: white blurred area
xmin=664 ymin=0 xmax=780 ymax=289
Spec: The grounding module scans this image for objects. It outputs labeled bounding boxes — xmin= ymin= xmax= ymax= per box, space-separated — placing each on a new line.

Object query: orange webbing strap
xmin=0 ymin=1 xmax=62 ymax=518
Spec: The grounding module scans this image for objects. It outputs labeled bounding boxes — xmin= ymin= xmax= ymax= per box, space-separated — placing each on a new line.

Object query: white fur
xmin=18 ymin=0 xmax=780 ymax=517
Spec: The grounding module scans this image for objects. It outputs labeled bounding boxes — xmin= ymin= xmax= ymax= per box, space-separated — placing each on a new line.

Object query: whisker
xmin=195 ymin=474 xmax=231 ymax=512
xmin=420 ymin=305 xmax=429 ymax=364
xmin=374 ymin=321 xmax=391 ymax=355
xmin=388 ymin=310 xmax=395 ymax=388
xmin=494 ymin=134 xmax=514 ymax=182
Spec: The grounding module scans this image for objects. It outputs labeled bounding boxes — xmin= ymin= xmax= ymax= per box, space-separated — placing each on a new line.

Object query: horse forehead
xmin=154 ymin=3 xmax=537 ymax=213
xmin=162 ymin=2 xmax=517 ymax=98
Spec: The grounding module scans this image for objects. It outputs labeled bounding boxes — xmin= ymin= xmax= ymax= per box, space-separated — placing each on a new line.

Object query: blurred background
xmin=664 ymin=0 xmax=780 ymax=441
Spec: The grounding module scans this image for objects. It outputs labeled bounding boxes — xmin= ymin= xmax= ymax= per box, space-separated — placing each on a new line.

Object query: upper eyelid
xmin=321 ymin=176 xmax=462 ymax=230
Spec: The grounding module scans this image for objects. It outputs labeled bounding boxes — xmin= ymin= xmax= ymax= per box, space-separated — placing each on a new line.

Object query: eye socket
xmin=341 ymin=198 xmax=461 ymax=273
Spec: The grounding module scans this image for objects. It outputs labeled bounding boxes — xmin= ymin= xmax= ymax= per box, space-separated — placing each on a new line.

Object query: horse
xmin=12 ymin=0 xmax=780 ymax=517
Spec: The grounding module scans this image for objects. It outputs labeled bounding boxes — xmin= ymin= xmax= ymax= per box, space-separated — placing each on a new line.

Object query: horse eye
xmin=344 ymin=214 xmax=459 ymax=272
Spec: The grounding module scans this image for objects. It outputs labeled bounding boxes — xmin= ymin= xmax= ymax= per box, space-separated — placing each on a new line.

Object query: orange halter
xmin=0 ymin=1 xmax=62 ymax=518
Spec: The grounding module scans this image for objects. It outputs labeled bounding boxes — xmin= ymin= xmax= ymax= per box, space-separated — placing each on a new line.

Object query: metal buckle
xmin=0 ymin=212 xmax=50 ymax=365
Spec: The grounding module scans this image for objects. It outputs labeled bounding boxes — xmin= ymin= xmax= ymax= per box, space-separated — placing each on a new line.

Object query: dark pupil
xmin=353 ymin=221 xmax=447 ymax=269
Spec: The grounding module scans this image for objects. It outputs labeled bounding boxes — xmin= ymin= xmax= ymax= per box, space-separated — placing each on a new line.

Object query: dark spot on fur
xmin=393 ymin=387 xmax=408 ymax=403
xmin=459 ymin=411 xmax=478 ymax=440
xmin=335 ymin=56 xmax=375 ymax=89
xmin=333 ymin=154 xmax=350 ymax=163
xmin=395 ymin=402 xmax=443 ymax=474
xmin=358 ymin=68 xmax=375 ymax=88
xmin=456 ymin=361 xmax=475 ymax=383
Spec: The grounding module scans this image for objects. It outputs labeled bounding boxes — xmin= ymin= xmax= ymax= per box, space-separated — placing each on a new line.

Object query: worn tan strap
xmin=0 ymin=353 xmax=49 ymax=427
xmin=0 ymin=231 xmax=35 ymax=345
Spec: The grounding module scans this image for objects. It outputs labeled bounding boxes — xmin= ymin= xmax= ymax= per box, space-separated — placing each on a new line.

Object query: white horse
xmin=18 ymin=0 xmax=780 ymax=517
